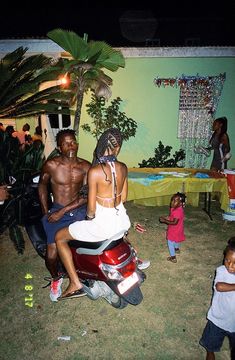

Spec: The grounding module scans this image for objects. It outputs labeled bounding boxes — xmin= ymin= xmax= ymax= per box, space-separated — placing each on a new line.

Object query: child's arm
xmin=216 ymin=282 xmax=235 ymax=292
xmin=159 ymin=216 xmax=178 ymax=225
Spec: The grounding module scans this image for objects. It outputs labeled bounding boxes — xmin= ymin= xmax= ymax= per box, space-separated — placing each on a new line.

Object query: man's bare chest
xmin=51 ymin=164 xmax=85 ymax=185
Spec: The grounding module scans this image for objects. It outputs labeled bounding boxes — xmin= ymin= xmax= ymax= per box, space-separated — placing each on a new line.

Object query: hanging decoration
xmin=154 ymin=73 xmax=226 ymax=168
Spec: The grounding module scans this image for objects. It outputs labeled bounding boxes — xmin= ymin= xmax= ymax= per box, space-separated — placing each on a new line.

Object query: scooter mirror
xmin=33 ymin=175 xmax=40 ymax=184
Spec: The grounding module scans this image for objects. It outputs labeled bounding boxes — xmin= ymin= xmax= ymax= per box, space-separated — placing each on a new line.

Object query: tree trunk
xmin=73 ymin=90 xmax=84 ymax=137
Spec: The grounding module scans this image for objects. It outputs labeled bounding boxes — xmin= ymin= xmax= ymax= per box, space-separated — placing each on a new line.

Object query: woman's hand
xmin=222 ymin=152 xmax=232 ymax=162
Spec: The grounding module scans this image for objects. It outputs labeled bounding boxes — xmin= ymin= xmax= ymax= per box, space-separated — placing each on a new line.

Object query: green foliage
xmin=46 ymin=148 xmax=60 ymax=160
xmin=0 ymin=47 xmax=72 ymax=119
xmin=138 ymin=141 xmax=185 ymax=168
xmin=0 ymin=131 xmax=45 ymax=184
xmin=0 ymin=133 xmax=45 ymax=255
xmin=83 ymin=94 xmax=137 ymax=141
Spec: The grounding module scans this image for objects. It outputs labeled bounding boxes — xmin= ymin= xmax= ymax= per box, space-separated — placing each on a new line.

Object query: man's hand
xmin=47 ymin=208 xmax=65 ymax=223
xmin=0 ymin=185 xmax=10 ymax=202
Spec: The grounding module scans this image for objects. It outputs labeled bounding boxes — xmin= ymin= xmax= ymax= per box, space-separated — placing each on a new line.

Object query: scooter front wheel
xmin=110 ymin=294 xmax=128 ymax=309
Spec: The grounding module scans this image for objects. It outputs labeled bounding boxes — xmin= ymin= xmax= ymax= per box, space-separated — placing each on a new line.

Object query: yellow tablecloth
xmin=127 ymin=168 xmax=229 ymax=211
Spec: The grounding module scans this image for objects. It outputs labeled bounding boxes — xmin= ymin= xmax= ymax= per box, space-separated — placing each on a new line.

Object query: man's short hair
xmin=56 ymin=129 xmax=76 ymax=146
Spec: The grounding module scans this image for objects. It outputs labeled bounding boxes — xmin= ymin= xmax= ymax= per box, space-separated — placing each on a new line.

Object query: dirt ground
xmin=0 ymin=198 xmax=235 ymax=360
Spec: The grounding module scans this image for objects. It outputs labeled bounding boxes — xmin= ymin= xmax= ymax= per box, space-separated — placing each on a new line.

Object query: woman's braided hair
xmin=93 ymin=128 xmax=123 ymax=211
xmin=92 ymin=128 xmax=122 ymax=165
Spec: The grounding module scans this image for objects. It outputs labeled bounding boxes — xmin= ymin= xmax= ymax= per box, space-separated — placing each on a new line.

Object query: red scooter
xmin=68 ymin=231 xmax=146 ymax=309
xmin=24 ymin=174 xmax=146 ymax=309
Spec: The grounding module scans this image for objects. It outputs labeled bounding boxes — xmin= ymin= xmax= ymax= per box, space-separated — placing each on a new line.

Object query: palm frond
xmin=0 ymin=47 xmax=28 ymax=82
xmin=88 ymin=41 xmax=125 ymax=71
xmin=47 ymin=29 xmax=88 ymax=61
xmin=84 ymin=69 xmax=113 ymax=85
xmin=0 ymin=47 xmax=73 ymax=119
xmin=0 ymin=54 xmax=52 ymax=101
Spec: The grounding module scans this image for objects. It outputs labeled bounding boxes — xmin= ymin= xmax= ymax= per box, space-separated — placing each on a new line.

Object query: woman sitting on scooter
xmin=55 ymin=128 xmax=131 ymax=300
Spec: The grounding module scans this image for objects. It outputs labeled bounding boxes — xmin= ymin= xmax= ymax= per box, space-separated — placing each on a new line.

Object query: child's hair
xmin=224 ymin=237 xmax=235 ymax=257
xmin=175 ymin=192 xmax=187 ymax=207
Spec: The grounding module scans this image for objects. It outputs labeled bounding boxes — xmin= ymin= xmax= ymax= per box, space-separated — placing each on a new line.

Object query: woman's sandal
xmin=167 ymin=256 xmax=177 ymax=263
xmin=58 ymin=288 xmax=87 ymax=300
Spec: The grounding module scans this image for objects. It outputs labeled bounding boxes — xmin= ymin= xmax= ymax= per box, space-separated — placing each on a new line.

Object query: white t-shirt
xmin=207 ymin=265 xmax=235 ymax=332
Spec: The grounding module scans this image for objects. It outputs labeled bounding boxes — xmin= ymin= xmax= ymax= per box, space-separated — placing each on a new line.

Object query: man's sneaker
xmin=137 ymin=259 xmax=150 ymax=270
xmin=50 ymin=278 xmax=63 ymax=302
xmin=175 ymin=248 xmax=180 ymax=254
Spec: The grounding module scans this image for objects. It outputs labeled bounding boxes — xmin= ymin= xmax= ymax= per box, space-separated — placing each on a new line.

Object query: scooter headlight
xmin=100 ymin=263 xmax=123 ymax=281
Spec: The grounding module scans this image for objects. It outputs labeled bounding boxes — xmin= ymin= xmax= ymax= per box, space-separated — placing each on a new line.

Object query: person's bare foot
xmin=62 ymin=281 xmax=83 ymax=297
xmin=58 ymin=288 xmax=86 ymax=300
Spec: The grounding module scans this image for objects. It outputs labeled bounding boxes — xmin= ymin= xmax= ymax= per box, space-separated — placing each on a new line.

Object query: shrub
xmin=138 ymin=141 xmax=185 ymax=168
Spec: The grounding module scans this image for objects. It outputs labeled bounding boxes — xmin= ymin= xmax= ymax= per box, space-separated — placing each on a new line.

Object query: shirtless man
xmin=38 ymin=129 xmax=91 ymax=301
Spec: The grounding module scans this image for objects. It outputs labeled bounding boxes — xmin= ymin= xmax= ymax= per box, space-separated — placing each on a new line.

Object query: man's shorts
xmin=41 ymin=203 xmax=87 ymax=245
xmin=199 ymin=320 xmax=235 ymax=353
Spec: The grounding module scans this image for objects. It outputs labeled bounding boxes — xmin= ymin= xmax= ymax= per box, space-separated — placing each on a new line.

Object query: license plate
xmin=117 ymin=272 xmax=139 ymax=294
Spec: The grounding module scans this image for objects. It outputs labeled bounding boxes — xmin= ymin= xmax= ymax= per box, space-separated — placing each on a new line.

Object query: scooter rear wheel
xmin=110 ymin=294 xmax=128 ymax=309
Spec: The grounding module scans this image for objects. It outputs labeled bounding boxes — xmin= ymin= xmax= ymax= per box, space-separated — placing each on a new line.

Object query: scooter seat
xmin=70 ymin=238 xmax=123 ymax=255
xmin=70 ymin=231 xmax=127 ymax=255
xmin=69 ymin=239 xmax=104 ymax=249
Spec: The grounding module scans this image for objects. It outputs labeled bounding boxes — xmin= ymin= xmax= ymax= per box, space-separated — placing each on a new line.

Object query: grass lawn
xmin=0 ymin=197 xmax=235 ymax=360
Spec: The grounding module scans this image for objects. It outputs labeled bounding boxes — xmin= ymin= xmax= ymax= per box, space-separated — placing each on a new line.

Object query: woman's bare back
xmin=88 ymin=161 xmax=128 ymax=210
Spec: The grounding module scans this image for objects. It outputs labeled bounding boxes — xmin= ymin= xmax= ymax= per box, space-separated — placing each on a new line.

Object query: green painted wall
xmin=78 ymin=56 xmax=235 ymax=169
xmin=14 ymin=117 xmax=39 ymax=136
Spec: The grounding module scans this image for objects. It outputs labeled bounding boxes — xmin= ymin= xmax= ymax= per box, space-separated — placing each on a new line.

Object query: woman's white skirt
xmin=69 ymin=202 xmax=131 ymax=242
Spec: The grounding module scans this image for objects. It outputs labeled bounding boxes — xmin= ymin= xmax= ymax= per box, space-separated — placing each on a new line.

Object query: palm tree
xmin=47 ymin=29 xmax=125 ymax=136
xmin=0 ymin=46 xmax=72 ymax=119
xmin=0 ymin=46 xmax=75 ymax=255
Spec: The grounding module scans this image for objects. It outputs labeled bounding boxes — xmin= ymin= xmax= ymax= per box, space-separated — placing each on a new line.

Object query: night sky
xmin=0 ymin=1 xmax=234 ymax=46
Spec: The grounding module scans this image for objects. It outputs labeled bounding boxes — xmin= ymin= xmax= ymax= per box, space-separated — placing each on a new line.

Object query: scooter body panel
xmin=69 ymin=237 xmax=144 ymax=306
xmin=100 ymin=240 xmax=132 ymax=265
xmin=70 ymin=239 xmax=134 ymax=281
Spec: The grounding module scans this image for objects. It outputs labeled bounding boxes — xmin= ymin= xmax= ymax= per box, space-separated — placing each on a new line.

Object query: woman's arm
xmin=121 ymin=177 xmax=128 ymax=203
xmin=120 ymin=163 xmax=128 ymax=203
xmin=86 ymin=168 xmax=97 ymax=219
xmin=221 ymin=133 xmax=230 ymax=153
